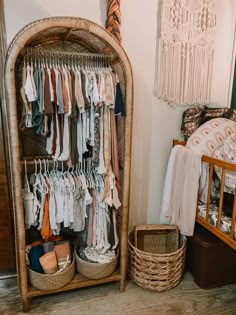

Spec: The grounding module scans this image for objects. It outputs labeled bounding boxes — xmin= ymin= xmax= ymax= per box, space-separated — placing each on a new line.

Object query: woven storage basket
xmin=74 ymin=247 xmax=118 ymax=280
xmin=28 ymin=255 xmax=75 ymax=291
xmin=128 ymin=225 xmax=186 ymax=292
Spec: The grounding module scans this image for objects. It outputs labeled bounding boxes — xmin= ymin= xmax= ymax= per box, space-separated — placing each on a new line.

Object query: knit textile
xmin=155 ymin=0 xmax=217 ymax=106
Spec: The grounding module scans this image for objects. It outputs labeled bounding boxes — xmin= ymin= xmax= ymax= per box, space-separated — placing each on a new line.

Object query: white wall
xmin=4 ymin=0 xmax=236 ymax=227
xmin=211 ymin=0 xmax=236 ymax=106
xmin=4 ymin=0 xmax=105 ymax=45
xmin=121 ymin=0 xmax=185 ymax=226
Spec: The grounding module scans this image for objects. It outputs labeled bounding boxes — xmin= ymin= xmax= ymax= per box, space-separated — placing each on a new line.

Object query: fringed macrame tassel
xmin=154 ymin=0 xmax=217 ymax=106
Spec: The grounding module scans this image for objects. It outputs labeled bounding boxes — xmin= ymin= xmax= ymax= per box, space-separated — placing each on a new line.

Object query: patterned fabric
xmin=103 ymin=107 xmax=111 ymax=200
xmin=103 ymin=107 xmax=111 ymax=172
xmin=105 ymin=0 xmax=122 ymax=43
xmin=181 ymin=106 xmax=205 ymax=140
xmin=186 ymin=118 xmax=236 ymax=156
xmin=187 ymin=118 xmax=236 ymax=202
xmin=198 ymin=201 xmax=236 ymax=240
xmin=212 ymin=133 xmax=236 ymax=192
xmin=181 ymin=106 xmax=236 ymax=140
xmin=155 ymin=0 xmax=217 ymax=105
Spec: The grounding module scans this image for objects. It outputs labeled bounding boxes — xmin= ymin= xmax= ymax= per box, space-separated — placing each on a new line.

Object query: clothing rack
xmin=4 ymin=17 xmax=133 ymax=311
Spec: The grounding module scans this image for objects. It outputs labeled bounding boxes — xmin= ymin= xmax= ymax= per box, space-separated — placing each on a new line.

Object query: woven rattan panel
xmin=26 ymin=27 xmax=69 ymax=47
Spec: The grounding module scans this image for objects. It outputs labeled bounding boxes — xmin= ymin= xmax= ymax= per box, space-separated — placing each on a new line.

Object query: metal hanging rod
xmin=23 ymin=47 xmax=114 ymax=60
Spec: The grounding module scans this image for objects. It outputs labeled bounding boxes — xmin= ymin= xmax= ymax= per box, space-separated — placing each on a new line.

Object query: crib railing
xmin=173 ymin=139 xmax=236 ymax=250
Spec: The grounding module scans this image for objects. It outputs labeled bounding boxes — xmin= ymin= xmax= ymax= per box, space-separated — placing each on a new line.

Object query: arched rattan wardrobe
xmin=4 ymin=17 xmax=133 ymax=311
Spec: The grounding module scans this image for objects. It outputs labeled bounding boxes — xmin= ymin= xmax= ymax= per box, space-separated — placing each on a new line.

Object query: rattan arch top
xmin=4 ymin=16 xmax=133 ymax=310
xmin=7 ymin=17 xmax=124 ymax=58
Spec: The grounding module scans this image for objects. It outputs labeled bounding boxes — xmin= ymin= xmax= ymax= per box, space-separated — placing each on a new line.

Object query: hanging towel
xmin=160 ymin=145 xmax=183 ymax=224
xmin=161 ymin=146 xmax=203 ymax=236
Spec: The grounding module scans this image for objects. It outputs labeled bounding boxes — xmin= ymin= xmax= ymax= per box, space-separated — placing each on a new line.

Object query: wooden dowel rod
xmin=206 ymin=164 xmax=213 ymax=220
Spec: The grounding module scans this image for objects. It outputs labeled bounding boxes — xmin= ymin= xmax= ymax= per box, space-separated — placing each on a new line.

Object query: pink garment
xmin=112 ymin=184 xmax=121 ymax=210
xmin=104 ymin=72 xmax=114 ymax=106
xmin=103 ymin=107 xmax=111 ymax=172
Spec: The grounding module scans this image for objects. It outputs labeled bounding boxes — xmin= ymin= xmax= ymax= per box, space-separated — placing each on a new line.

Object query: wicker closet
xmin=4 ymin=17 xmax=133 ymax=311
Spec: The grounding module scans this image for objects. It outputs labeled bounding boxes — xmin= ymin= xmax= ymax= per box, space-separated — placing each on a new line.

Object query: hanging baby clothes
xmin=20 ymin=54 xmax=123 ymax=172
xmin=23 ymin=159 xmax=121 ymax=252
xmin=21 ymin=52 xmax=123 ymax=256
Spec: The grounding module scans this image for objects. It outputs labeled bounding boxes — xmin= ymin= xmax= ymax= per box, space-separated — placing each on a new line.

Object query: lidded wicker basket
xmin=28 ymin=255 xmax=75 ymax=291
xmin=128 ymin=224 xmax=186 ymax=292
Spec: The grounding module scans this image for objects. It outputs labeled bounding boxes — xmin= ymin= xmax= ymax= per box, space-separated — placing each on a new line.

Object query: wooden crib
xmin=173 ymin=140 xmax=236 ymax=250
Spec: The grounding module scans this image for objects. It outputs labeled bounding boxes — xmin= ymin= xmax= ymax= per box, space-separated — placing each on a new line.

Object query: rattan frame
xmin=4 ymin=17 xmax=133 ymax=311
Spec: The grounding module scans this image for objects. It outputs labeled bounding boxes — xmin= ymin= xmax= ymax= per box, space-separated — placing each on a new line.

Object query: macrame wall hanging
xmin=154 ymin=0 xmax=217 ymax=106
xmin=105 ymin=0 xmax=122 ymax=43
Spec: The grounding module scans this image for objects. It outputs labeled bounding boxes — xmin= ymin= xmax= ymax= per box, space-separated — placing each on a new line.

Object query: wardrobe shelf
xmin=27 ymin=270 xmax=121 ymax=298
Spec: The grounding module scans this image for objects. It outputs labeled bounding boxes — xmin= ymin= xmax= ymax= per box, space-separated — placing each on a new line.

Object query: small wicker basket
xmin=74 ymin=247 xmax=118 ymax=280
xmin=28 ymin=255 xmax=75 ymax=291
xmin=128 ymin=225 xmax=186 ymax=292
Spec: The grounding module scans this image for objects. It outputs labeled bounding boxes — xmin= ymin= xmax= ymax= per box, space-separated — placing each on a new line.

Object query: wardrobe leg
xmin=22 ymin=298 xmax=29 ymax=312
xmin=119 ymin=260 xmax=127 ymax=292
xmin=119 ymin=278 xmax=127 ymax=292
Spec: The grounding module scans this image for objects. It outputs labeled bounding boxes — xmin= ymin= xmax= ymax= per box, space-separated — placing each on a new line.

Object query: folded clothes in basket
xmin=78 ymin=246 xmax=116 ymax=264
xmin=28 ymin=240 xmax=72 ymax=274
xmin=198 ymin=201 xmax=236 ymax=240
xmin=54 ymin=241 xmax=71 ymax=270
xmin=28 ymin=244 xmax=44 ymax=273
xmin=42 ymin=241 xmax=54 ymax=253
xmin=39 ymin=251 xmax=58 ymax=274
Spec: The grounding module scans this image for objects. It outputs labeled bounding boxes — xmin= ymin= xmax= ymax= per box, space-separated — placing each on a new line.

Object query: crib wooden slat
xmin=173 ymin=139 xmax=186 ymax=147
xmin=206 ymin=165 xmax=213 ymax=221
xmin=230 ymin=187 xmax=236 ymax=240
xmin=217 ymin=168 xmax=226 ymax=230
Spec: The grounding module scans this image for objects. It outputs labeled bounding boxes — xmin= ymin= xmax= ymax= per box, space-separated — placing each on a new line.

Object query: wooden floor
xmin=0 ymin=272 xmax=236 ymax=315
